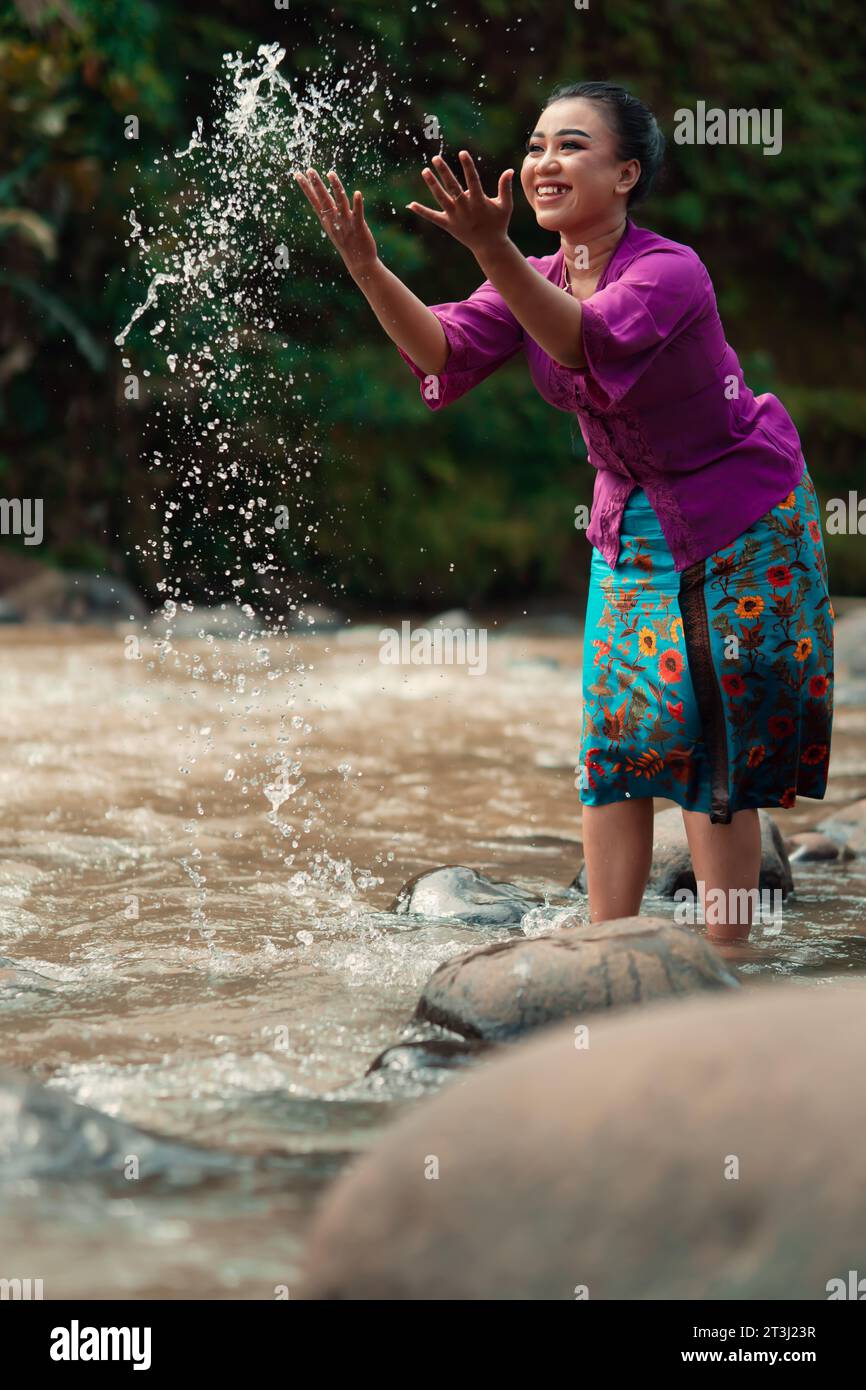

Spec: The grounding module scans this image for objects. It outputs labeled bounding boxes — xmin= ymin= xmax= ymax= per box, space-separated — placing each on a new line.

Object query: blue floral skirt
xmin=578 ymin=465 xmax=834 ymax=823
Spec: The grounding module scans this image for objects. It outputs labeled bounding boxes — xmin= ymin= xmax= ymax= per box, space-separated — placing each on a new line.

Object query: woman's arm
xmin=294 ymin=168 xmax=448 ymax=374
xmin=350 ymin=258 xmax=449 ymax=375
xmin=408 ymin=152 xmax=586 ymax=369
xmin=473 ymin=236 xmax=585 ymax=369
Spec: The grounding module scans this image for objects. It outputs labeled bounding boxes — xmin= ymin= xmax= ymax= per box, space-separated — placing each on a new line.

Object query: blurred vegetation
xmin=1 ymin=0 xmax=864 ymax=608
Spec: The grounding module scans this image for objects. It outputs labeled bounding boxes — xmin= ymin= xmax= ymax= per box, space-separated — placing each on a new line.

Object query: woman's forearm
xmin=350 ymin=258 xmax=449 ymax=374
xmin=474 ymin=237 xmax=586 ymax=369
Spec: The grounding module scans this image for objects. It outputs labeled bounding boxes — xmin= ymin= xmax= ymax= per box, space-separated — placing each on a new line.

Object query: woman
xmin=294 ymin=80 xmax=834 ymax=942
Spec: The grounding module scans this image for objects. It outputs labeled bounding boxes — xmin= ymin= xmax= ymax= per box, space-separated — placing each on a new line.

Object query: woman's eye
xmin=526 ymin=141 xmax=583 ymax=154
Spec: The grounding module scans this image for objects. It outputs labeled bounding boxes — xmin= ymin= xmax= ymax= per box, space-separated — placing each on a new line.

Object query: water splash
xmin=116 ymin=41 xmax=409 ymax=927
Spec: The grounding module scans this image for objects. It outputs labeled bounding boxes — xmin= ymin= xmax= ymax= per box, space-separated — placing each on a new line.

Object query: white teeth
xmin=537 ymin=185 xmax=569 ymax=196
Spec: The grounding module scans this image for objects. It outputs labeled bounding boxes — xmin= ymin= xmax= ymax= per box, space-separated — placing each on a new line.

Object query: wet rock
xmin=572 ymin=807 xmax=793 ymax=897
xmin=1 ymin=570 xmax=147 ymax=624
xmin=364 ymin=1034 xmax=489 ymax=1073
xmin=413 ymin=917 xmax=738 ymax=1042
xmin=788 ymin=831 xmax=853 ymax=864
xmin=366 ymin=1038 xmax=493 ymax=1079
xmin=817 ymin=799 xmax=866 ymax=857
xmin=392 ymin=865 xmax=539 ymax=927
xmin=299 ymin=981 xmax=866 ymax=1300
xmin=0 ymin=1069 xmax=246 ymax=1186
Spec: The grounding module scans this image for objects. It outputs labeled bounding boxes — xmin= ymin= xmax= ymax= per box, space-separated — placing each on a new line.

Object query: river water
xmin=1 ymin=620 xmax=865 ymax=1297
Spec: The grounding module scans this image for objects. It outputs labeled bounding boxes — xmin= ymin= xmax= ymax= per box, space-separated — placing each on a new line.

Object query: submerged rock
xmin=365 ymin=1038 xmax=493 ymax=1089
xmin=366 ymin=1038 xmax=491 ymax=1074
xmin=299 ymin=981 xmax=866 ymax=1300
xmin=392 ymin=865 xmax=539 ymax=927
xmin=0 ymin=1070 xmax=247 ymax=1186
xmin=413 ymin=916 xmax=738 ymax=1042
xmin=572 ymin=807 xmax=794 ymax=897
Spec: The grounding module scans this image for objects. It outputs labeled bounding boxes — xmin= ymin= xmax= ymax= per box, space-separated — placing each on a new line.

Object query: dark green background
xmin=1 ymin=0 xmax=864 ymax=610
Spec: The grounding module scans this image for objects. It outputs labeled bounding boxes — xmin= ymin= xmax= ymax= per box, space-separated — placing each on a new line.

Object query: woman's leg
xmin=681 ymin=807 xmax=762 ymax=941
xmin=581 ymin=799 xmax=655 ymax=922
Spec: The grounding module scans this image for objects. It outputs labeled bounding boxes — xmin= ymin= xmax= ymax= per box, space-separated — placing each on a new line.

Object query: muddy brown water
xmin=1 ymin=622 xmax=864 ymax=1297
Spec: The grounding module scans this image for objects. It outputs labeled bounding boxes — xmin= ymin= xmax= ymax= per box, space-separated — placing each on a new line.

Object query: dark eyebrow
xmin=526 ymin=128 xmax=592 ymax=143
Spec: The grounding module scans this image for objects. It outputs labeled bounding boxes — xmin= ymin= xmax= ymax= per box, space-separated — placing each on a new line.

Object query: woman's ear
xmin=616 ymin=158 xmax=641 ymax=197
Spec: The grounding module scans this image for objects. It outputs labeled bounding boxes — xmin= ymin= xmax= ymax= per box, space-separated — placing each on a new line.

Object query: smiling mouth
xmin=535 ymin=183 xmax=571 ymax=201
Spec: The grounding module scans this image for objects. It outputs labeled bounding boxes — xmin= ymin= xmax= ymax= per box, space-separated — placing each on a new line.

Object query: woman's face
xmin=520 ymin=97 xmax=639 ymax=232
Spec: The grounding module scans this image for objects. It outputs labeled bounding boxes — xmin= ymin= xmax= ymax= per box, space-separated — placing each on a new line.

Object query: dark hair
xmin=542 ymin=81 xmax=665 ymax=208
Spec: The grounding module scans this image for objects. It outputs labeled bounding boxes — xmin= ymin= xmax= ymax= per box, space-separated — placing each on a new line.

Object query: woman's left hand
xmin=406 ymin=151 xmax=514 ymax=253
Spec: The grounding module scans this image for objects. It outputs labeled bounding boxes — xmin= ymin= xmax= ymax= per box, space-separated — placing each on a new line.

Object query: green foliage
xmin=1 ymin=0 xmax=864 ymax=607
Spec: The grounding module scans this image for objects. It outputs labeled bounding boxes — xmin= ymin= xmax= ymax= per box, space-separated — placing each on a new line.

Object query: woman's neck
xmin=561 ymin=217 xmax=628 ymax=291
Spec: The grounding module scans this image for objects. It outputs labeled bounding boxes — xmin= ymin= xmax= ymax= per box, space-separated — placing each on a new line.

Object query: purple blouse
xmin=396 ymin=217 xmax=805 ymax=571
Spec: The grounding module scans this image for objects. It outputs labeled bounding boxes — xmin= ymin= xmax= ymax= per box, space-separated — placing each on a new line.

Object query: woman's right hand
xmin=293 ymin=168 xmax=379 ymax=279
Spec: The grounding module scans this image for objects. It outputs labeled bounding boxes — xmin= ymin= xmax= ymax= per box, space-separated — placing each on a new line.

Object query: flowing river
xmin=1 ymin=616 xmax=866 ymax=1297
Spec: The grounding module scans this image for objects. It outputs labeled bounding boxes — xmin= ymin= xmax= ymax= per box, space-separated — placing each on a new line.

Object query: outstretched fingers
xmin=429 ymin=153 xmax=465 ymax=198
xmin=420 ymin=163 xmax=457 ymax=212
xmin=405 ymin=199 xmax=450 ymax=228
xmin=305 ymin=167 xmax=339 ymax=215
xmin=293 ymin=170 xmax=322 ymax=213
xmin=457 ymin=150 xmax=485 ymax=195
xmin=497 ymin=167 xmax=515 ymax=211
xmin=325 ymin=170 xmax=353 ymax=220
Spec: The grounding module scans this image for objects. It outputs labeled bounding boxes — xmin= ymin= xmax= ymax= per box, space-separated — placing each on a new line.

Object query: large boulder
xmin=299 ymin=981 xmax=866 ymax=1300
xmin=572 ymin=807 xmax=793 ymax=897
xmin=413 ymin=917 xmax=738 ymax=1042
xmin=392 ymin=865 xmax=539 ymax=927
